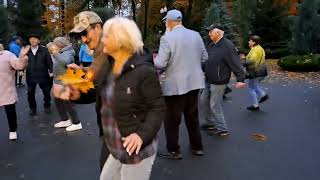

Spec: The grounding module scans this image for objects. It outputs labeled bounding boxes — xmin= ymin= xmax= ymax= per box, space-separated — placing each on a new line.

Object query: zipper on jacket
xmin=218 ymin=66 xmax=221 ymax=80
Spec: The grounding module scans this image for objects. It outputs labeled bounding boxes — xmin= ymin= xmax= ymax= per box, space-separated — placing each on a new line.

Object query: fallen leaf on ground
xmin=252 ymin=133 xmax=267 ymax=141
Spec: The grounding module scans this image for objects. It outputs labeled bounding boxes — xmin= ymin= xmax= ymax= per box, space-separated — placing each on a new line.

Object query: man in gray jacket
xmin=155 ymin=10 xmax=208 ymax=159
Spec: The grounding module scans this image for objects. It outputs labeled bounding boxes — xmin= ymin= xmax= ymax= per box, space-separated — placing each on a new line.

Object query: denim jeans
xmin=199 ymin=84 xmax=227 ymax=131
xmin=100 ymin=154 xmax=156 ymax=180
xmin=248 ymin=77 xmax=266 ymax=106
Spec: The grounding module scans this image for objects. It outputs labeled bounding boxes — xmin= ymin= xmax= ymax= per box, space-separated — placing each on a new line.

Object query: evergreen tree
xmin=291 ymin=0 xmax=320 ymax=54
xmin=14 ymin=0 xmax=43 ymax=42
xmin=202 ymin=0 xmax=238 ymax=46
xmin=251 ymin=0 xmax=291 ymax=53
xmin=0 ymin=6 xmax=9 ymax=46
xmin=232 ymin=0 xmax=256 ymax=50
xmin=91 ymin=7 xmax=115 ymax=23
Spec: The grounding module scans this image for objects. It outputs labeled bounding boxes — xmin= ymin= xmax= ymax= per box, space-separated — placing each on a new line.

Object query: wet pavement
xmin=1 ymin=81 xmax=320 ymax=180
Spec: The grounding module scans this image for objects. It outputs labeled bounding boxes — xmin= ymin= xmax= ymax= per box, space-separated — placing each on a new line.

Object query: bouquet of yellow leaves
xmin=57 ymin=68 xmax=94 ymax=93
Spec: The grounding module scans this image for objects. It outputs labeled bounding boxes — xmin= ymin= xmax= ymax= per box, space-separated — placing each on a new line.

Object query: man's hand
xmin=234 ymin=82 xmax=246 ymax=89
xmin=122 ymin=133 xmax=143 ymax=156
xmin=67 ymin=63 xmax=81 ymax=70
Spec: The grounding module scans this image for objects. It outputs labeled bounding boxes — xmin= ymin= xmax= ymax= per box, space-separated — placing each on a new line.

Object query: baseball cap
xmin=163 ymin=9 xmax=183 ymax=21
xmin=205 ymin=24 xmax=224 ymax=31
xmin=69 ymin=11 xmax=102 ymax=34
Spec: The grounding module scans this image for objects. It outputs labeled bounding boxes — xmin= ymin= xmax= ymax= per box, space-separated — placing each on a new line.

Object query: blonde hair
xmin=103 ymin=17 xmax=144 ymax=54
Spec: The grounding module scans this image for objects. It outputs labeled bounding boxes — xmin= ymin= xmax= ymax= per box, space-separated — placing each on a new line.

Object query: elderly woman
xmin=0 ymin=44 xmax=29 ymax=140
xmin=53 ymin=17 xmax=165 ymax=180
xmin=48 ymin=37 xmax=82 ymax=132
xmin=243 ymin=35 xmax=269 ymax=111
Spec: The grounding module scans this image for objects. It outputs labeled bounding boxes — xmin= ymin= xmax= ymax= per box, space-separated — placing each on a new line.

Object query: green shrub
xmin=278 ymin=54 xmax=320 ymax=72
xmin=266 ymin=48 xmax=291 ymax=59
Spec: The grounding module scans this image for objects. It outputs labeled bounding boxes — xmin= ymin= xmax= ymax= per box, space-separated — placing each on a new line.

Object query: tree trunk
xmin=143 ymin=0 xmax=149 ymax=40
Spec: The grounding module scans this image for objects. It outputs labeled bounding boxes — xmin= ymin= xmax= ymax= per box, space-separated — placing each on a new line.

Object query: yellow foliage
xmin=58 ymin=68 xmax=94 ymax=93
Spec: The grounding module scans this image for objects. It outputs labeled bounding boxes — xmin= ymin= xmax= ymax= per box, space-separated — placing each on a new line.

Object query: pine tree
xmin=203 ymin=1 xmax=239 ymax=46
xmin=251 ymin=0 xmax=291 ymax=53
xmin=291 ymin=0 xmax=320 ymax=54
xmin=0 ymin=6 xmax=9 ymax=46
xmin=14 ymin=0 xmax=43 ymax=41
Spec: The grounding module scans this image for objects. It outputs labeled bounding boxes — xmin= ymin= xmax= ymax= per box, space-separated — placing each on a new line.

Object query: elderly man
xmin=199 ymin=24 xmax=246 ymax=136
xmin=155 ymin=10 xmax=208 ymax=159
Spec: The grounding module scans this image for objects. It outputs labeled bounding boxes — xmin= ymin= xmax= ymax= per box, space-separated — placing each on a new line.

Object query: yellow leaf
xmin=252 ymin=133 xmax=267 ymax=141
xmin=58 ymin=68 xmax=94 ymax=93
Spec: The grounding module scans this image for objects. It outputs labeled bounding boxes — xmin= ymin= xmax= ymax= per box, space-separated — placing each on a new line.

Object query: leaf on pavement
xmin=252 ymin=133 xmax=267 ymax=141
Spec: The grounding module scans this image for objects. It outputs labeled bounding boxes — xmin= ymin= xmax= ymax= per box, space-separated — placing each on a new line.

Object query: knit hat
xmin=52 ymin=37 xmax=70 ymax=49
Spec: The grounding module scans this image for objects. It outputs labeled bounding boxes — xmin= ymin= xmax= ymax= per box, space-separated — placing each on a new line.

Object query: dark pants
xmin=4 ymin=104 xmax=17 ymax=132
xmin=15 ymin=71 xmax=23 ymax=86
xmin=164 ymin=89 xmax=203 ymax=152
xmin=96 ymin=93 xmax=103 ymax=136
xmin=82 ymin=62 xmax=92 ymax=67
xmin=54 ymin=98 xmax=80 ymax=124
xmin=27 ymin=82 xmax=51 ymax=110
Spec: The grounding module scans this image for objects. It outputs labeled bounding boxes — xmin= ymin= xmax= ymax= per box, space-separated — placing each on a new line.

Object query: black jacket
xmin=26 ymin=45 xmax=53 ymax=84
xmin=204 ymin=37 xmax=245 ymax=85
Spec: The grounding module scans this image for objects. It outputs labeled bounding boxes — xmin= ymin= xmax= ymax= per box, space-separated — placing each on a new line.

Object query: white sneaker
xmin=66 ymin=123 xmax=82 ymax=132
xmin=54 ymin=120 xmax=72 ymax=128
xmin=9 ymin=132 xmax=17 ymax=140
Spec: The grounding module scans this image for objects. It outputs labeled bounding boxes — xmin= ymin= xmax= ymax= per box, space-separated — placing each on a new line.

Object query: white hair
xmin=103 ymin=17 xmax=144 ymax=54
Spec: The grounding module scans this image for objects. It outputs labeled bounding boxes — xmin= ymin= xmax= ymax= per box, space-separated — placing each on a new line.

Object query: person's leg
xmin=209 ymin=84 xmax=228 ymax=131
xmin=100 ymin=154 xmax=121 ymax=180
xmin=4 ymin=104 xmax=17 ymax=132
xmin=54 ymin=98 xmax=68 ymax=121
xmin=254 ymin=78 xmax=266 ymax=98
xmin=65 ymin=101 xmax=80 ymax=124
xmin=27 ymin=82 xmax=37 ymax=112
xmin=39 ymin=81 xmax=51 ymax=109
xmin=96 ymin=93 xmax=103 ymax=136
xmin=100 ymin=140 xmax=110 ymax=172
xmin=183 ymin=90 xmax=203 ymax=151
xmin=121 ymin=154 xmax=156 ymax=180
xmin=248 ymin=79 xmax=259 ymax=107
xmin=198 ymin=84 xmax=215 ymax=127
xmin=164 ymin=95 xmax=184 ymax=152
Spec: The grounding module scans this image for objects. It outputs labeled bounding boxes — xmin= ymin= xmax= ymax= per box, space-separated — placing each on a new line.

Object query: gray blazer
xmin=155 ymin=26 xmax=208 ymax=96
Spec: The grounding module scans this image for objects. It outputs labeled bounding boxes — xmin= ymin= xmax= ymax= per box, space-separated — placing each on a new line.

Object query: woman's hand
xmin=67 ymin=63 xmax=81 ymax=70
xmin=122 ymin=133 xmax=143 ymax=156
xmin=19 ymin=45 xmax=30 ymax=58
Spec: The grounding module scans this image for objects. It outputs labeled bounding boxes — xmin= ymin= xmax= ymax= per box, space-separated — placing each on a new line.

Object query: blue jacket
xmin=8 ymin=41 xmax=21 ymax=57
xmin=79 ymin=44 xmax=93 ymax=63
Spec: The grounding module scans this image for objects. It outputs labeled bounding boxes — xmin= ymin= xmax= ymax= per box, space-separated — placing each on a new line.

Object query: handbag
xmin=246 ymin=50 xmax=268 ymax=79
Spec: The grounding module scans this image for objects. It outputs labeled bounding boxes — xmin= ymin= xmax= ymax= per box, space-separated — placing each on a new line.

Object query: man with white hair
xmin=199 ymin=24 xmax=246 ymax=136
xmin=155 ymin=9 xmax=208 ymax=159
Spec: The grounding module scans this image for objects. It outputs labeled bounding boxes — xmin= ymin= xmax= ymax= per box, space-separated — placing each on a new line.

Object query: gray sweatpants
xmin=100 ymin=154 xmax=156 ymax=180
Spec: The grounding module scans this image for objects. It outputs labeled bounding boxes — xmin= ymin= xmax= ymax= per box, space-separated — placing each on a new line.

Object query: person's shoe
xmin=9 ymin=132 xmax=17 ymax=140
xmin=66 ymin=123 xmax=82 ymax=132
xmin=225 ymin=86 xmax=232 ymax=94
xmin=247 ymin=105 xmax=260 ymax=111
xmin=54 ymin=120 xmax=72 ymax=128
xmin=29 ymin=109 xmax=37 ymax=116
xmin=44 ymin=107 xmax=51 ymax=114
xmin=259 ymin=95 xmax=269 ymax=103
xmin=201 ymin=124 xmax=217 ymax=131
xmin=223 ymin=94 xmax=227 ymax=100
xmin=208 ymin=129 xmax=229 ymax=137
xmin=158 ymin=151 xmax=183 ymax=160
xmin=191 ymin=149 xmax=204 ymax=156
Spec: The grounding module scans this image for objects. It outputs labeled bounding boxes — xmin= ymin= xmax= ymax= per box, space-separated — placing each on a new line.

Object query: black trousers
xmin=96 ymin=93 xmax=103 ymax=136
xmin=4 ymin=104 xmax=17 ymax=132
xmin=54 ymin=98 xmax=80 ymax=124
xmin=164 ymin=89 xmax=203 ymax=152
xmin=15 ymin=71 xmax=23 ymax=85
xmin=27 ymin=81 xmax=51 ymax=110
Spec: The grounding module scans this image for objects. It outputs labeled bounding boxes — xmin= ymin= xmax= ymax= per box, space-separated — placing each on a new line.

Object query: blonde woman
xmin=0 ymin=44 xmax=29 ymax=140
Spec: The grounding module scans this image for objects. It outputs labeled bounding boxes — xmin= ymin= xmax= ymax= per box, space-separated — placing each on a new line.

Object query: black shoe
xmin=247 ymin=106 xmax=260 ymax=111
xmin=44 ymin=107 xmax=51 ymax=114
xmin=208 ymin=129 xmax=229 ymax=137
xmin=200 ymin=124 xmax=217 ymax=131
xmin=225 ymin=86 xmax=232 ymax=94
xmin=223 ymin=94 xmax=227 ymax=100
xmin=191 ymin=149 xmax=204 ymax=156
xmin=29 ymin=109 xmax=37 ymax=116
xmin=158 ymin=151 xmax=183 ymax=160
xmin=259 ymin=95 xmax=269 ymax=103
